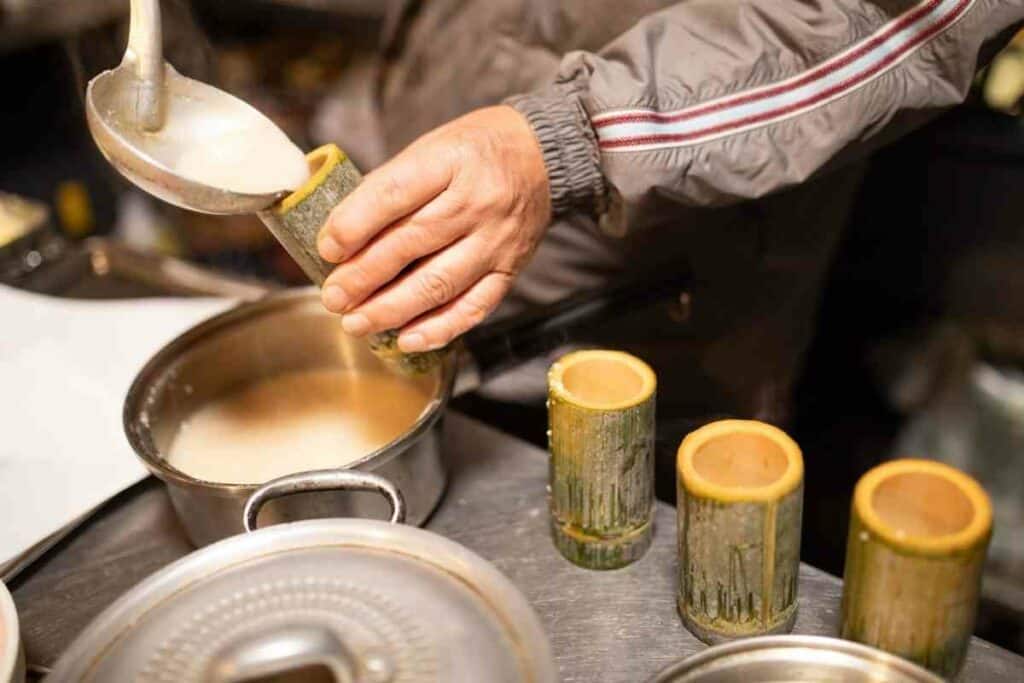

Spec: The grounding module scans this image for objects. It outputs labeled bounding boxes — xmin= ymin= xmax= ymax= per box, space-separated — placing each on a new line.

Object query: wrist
xmin=505 ymin=83 xmax=607 ymax=219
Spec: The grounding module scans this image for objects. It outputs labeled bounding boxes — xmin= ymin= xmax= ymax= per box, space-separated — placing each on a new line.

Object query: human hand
xmin=317 ymin=105 xmax=551 ymax=353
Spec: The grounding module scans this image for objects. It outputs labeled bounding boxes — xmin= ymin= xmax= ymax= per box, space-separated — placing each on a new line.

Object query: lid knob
xmin=205 ymin=622 xmax=371 ymax=682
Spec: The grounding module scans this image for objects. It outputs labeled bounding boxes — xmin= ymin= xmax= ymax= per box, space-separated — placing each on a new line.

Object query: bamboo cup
xmin=840 ymin=459 xmax=993 ymax=679
xmin=676 ymin=420 xmax=804 ymax=643
xmin=256 ymin=143 xmax=443 ymax=375
xmin=547 ymin=350 xmax=657 ymax=569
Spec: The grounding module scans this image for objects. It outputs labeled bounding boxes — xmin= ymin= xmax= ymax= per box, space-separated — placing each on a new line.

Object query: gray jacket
xmin=374 ymin=0 xmax=1022 ymax=430
xmin=381 ymin=0 xmax=1022 ymax=228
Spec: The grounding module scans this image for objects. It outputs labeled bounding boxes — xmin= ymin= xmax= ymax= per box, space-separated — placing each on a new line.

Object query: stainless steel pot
xmin=647 ymin=635 xmax=943 ymax=682
xmin=124 ymin=271 xmax=690 ymax=547
xmin=46 ymin=477 xmax=557 ymax=682
xmin=124 ymin=289 xmax=448 ymax=546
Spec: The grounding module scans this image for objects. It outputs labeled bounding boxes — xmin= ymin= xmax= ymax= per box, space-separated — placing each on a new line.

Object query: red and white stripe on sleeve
xmin=593 ymin=0 xmax=976 ymax=152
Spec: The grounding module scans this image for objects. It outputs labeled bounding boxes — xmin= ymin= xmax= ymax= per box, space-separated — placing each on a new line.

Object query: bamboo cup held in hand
xmin=676 ymin=420 xmax=804 ymax=643
xmin=256 ymin=143 xmax=443 ymax=375
xmin=547 ymin=350 xmax=657 ymax=570
xmin=840 ymin=459 xmax=992 ymax=679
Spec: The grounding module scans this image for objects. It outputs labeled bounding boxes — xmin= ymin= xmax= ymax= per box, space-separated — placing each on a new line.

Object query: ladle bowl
xmin=85 ymin=0 xmax=305 ymax=215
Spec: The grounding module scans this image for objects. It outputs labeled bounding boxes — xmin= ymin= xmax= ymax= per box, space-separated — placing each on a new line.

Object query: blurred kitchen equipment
xmin=646 ymin=635 xmax=942 ymax=683
xmin=0 ymin=580 xmax=24 ymax=683
xmin=8 ymin=234 xmax=275 ymax=299
xmin=0 ymin=192 xmax=47 ymax=247
xmin=840 ymin=459 xmax=992 ymax=679
xmin=547 ymin=350 xmax=657 ymax=569
xmin=675 ymin=420 xmax=804 ymax=644
xmin=45 ymin=485 xmax=556 ymax=682
xmin=85 ymin=0 xmax=307 ymax=215
xmin=0 ymin=192 xmax=66 ymax=286
xmin=125 ymin=268 xmax=691 ymax=547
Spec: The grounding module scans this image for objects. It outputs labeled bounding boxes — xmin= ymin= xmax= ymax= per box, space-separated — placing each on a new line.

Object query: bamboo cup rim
xmin=677 ymin=420 xmax=803 ymax=503
xmin=853 ymin=459 xmax=992 ymax=556
xmin=548 ymin=350 xmax=656 ymax=412
xmin=276 ymin=143 xmax=345 ymax=214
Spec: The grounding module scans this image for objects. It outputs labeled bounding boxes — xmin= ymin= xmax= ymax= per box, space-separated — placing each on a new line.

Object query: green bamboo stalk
xmin=547 ymin=350 xmax=656 ymax=570
xmin=840 ymin=459 xmax=993 ymax=679
xmin=256 ymin=143 xmax=443 ymax=375
xmin=676 ymin=420 xmax=804 ymax=643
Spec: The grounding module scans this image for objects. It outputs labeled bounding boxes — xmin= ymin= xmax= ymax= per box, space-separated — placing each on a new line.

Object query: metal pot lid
xmin=647 ymin=635 xmax=943 ymax=683
xmin=47 ymin=518 xmax=556 ymax=683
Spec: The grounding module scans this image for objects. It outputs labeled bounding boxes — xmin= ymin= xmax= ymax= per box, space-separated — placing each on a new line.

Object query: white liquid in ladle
xmin=168 ymin=121 xmax=311 ymax=195
xmin=167 ymin=369 xmax=435 ymax=484
xmin=118 ymin=71 xmax=311 ymax=195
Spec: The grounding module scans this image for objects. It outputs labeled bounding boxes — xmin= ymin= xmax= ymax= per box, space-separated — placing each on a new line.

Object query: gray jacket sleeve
xmin=507 ymin=0 xmax=1024 ymax=228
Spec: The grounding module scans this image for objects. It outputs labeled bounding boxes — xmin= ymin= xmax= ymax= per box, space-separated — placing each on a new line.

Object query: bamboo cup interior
xmin=563 ymin=359 xmax=644 ymax=406
xmin=870 ymin=470 xmax=975 ymax=538
xmin=853 ymin=459 xmax=993 ymax=553
xmin=692 ymin=433 xmax=790 ymax=489
xmin=551 ymin=350 xmax=656 ymax=410
xmin=276 ymin=143 xmax=342 ymax=214
xmin=678 ymin=420 xmax=803 ymax=502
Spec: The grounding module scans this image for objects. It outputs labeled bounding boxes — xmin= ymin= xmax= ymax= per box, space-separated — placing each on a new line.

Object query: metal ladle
xmin=85 ymin=0 xmax=302 ymax=215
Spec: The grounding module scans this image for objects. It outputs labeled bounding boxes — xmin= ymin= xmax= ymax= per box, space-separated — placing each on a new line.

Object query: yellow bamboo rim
xmin=275 ymin=143 xmax=346 ymax=214
xmin=677 ymin=420 xmax=803 ymax=503
xmin=548 ymin=350 xmax=656 ymax=412
xmin=853 ymin=459 xmax=992 ymax=556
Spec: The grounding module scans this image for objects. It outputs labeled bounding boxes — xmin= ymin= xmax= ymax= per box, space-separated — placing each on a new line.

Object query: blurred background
xmin=2 ymin=0 xmax=1023 ymax=657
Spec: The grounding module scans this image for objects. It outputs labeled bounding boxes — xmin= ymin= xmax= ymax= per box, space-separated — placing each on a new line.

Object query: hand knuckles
xmin=417 ymin=270 xmax=455 ymax=307
xmin=340 ymin=262 xmax=374 ymax=295
xmin=475 ymin=179 xmax=515 ymax=212
xmin=428 ymin=193 xmax=472 ymax=221
xmin=459 ymin=297 xmax=489 ymax=327
xmin=394 ymin=223 xmax=431 ymax=259
xmin=374 ymin=175 xmax=405 ymax=208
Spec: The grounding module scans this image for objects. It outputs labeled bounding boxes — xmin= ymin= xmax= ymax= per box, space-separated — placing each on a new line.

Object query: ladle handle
xmin=456 ymin=268 xmax=692 ymax=395
xmin=243 ymin=469 xmax=407 ymax=532
xmin=125 ymin=0 xmax=165 ymax=130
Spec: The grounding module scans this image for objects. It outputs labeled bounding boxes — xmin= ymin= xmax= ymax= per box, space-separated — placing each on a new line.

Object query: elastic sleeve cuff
xmin=506 ymin=82 xmax=607 ymax=218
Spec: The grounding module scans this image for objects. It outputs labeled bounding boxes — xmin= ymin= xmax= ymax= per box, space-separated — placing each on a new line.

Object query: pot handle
xmin=205 ymin=622 xmax=365 ymax=683
xmin=243 ymin=469 xmax=407 ymax=532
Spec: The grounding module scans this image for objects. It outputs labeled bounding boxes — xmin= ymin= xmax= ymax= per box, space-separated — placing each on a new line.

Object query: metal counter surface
xmin=12 ymin=412 xmax=1024 ymax=681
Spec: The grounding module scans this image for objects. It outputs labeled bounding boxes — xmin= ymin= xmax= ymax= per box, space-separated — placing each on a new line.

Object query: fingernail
xmin=341 ymin=313 xmax=371 ymax=337
xmin=322 ymin=285 xmax=349 ymax=313
xmin=319 ymin=233 xmax=345 ymax=262
xmin=398 ymin=333 xmax=426 ymax=353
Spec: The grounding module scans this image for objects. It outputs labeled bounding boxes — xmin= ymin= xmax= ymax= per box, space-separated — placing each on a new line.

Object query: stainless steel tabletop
xmin=10 ymin=413 xmax=1024 ymax=682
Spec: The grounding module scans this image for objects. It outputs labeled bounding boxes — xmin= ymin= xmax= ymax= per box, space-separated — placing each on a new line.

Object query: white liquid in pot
xmin=167 ymin=369 xmax=435 ymax=484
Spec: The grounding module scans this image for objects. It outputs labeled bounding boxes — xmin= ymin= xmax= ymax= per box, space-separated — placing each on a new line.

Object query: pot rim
xmin=122 ymin=287 xmax=457 ymax=493
xmin=647 ymin=635 xmax=943 ymax=682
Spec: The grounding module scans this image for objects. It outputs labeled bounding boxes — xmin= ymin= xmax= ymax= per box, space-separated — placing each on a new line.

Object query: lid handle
xmin=243 ymin=469 xmax=407 ymax=532
xmin=204 ymin=623 xmax=364 ymax=683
